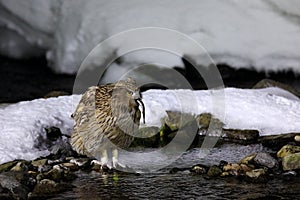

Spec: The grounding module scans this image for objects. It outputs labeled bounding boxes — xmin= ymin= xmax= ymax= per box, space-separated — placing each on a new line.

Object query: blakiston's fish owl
xmin=71 ymin=78 xmax=145 ymax=169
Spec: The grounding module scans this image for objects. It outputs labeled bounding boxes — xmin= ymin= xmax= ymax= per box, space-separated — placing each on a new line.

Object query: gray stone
xmin=252 ymin=79 xmax=300 ymax=99
xmin=259 ymin=133 xmax=300 ymax=149
xmin=253 ymin=153 xmax=278 ymax=169
xmin=0 ymin=172 xmax=29 ymax=200
xmin=222 ymin=129 xmax=259 ymax=143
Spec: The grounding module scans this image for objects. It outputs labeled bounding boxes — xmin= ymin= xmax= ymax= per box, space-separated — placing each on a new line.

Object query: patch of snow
xmin=0 ymin=95 xmax=81 ymax=164
xmin=0 ymin=0 xmax=300 ymax=74
xmin=0 ymin=87 xmax=300 ymax=164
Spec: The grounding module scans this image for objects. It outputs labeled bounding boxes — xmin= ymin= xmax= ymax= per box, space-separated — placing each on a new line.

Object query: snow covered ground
xmin=1 ymin=0 xmax=300 ymax=75
xmin=0 ymin=87 xmax=300 ymax=164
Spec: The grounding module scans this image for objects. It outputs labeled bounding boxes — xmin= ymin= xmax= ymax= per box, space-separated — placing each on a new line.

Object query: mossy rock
xmin=44 ymin=168 xmax=63 ymax=182
xmin=159 ymin=112 xmax=197 ymax=147
xmin=252 ymin=79 xmax=300 ymax=98
xmin=162 ymin=111 xmax=196 ymax=131
xmin=0 ymin=160 xmax=19 ymax=173
xmin=277 ymin=144 xmax=300 ymax=158
xmin=31 ymin=159 xmax=48 ymax=167
xmin=282 ymin=152 xmax=300 ymax=171
xmin=196 ymin=113 xmax=224 ymax=129
xmin=207 ymin=165 xmax=222 ymax=177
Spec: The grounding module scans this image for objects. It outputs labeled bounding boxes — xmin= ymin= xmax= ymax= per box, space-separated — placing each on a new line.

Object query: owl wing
xmin=71 ymin=86 xmax=102 ymax=156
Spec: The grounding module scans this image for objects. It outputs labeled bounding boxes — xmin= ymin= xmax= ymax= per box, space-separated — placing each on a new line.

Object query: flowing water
xmin=50 ymin=144 xmax=300 ymax=199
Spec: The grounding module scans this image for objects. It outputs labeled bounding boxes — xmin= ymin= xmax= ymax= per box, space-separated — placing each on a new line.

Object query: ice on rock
xmin=0 ymin=0 xmax=300 ymax=74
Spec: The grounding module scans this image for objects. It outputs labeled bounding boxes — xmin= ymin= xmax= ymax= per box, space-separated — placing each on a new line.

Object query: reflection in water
xmin=52 ymin=172 xmax=300 ymax=200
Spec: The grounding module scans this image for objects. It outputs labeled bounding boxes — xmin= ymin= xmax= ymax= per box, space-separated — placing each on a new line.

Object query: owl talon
xmin=113 ymin=161 xmax=127 ymax=169
xmin=101 ymin=163 xmax=112 ymax=171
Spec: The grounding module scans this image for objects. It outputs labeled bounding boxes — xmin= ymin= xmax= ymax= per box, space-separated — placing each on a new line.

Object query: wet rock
xmin=31 ymin=159 xmax=48 ymax=167
xmin=207 ymin=165 xmax=222 ymax=177
xmin=222 ymin=129 xmax=259 ymax=144
xmin=252 ymin=79 xmax=300 ymax=99
xmin=31 ymin=179 xmax=71 ymax=198
xmin=44 ymin=167 xmax=63 ymax=181
xmin=0 ymin=184 xmax=13 ymax=200
xmin=91 ymin=160 xmax=103 ymax=172
xmin=48 ymin=158 xmax=65 ymax=166
xmin=222 ymin=163 xmax=253 ymax=176
xmin=282 ymin=170 xmax=297 ymax=177
xmin=10 ymin=161 xmax=28 ymax=172
xmin=162 ymin=111 xmax=196 ymax=131
xmin=36 ymin=173 xmax=45 ymax=182
xmin=0 ymin=172 xmax=29 ymax=200
xmin=45 ymin=127 xmax=63 ymax=141
xmin=50 ymin=139 xmax=75 ymax=158
xmin=197 ymin=113 xmax=211 ymax=129
xmin=245 ymin=169 xmax=267 ymax=182
xmin=190 ymin=165 xmax=207 ymax=175
xmin=70 ymin=158 xmax=90 ymax=168
xmin=37 ymin=165 xmax=52 ymax=173
xmin=196 ymin=113 xmax=224 ymax=130
xmin=259 ymin=133 xmax=300 ymax=150
xmin=277 ymin=144 xmax=300 ymax=158
xmin=282 ymin=152 xmax=300 ymax=171
xmin=159 ymin=112 xmax=199 ymax=147
xmin=60 ymin=162 xmax=78 ymax=171
xmin=0 ymin=160 xmax=19 ymax=173
xmin=253 ymin=153 xmax=278 ymax=169
xmin=239 ymin=154 xmax=257 ymax=165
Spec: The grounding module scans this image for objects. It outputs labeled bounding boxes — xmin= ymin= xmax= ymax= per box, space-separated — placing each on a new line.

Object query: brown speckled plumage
xmin=70 ymin=78 xmax=144 ymax=168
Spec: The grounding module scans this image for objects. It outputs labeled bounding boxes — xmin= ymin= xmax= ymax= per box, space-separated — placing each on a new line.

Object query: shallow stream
xmin=50 ymin=144 xmax=300 ymax=199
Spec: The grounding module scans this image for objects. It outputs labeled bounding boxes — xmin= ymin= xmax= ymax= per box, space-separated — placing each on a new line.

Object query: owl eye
xmin=127 ymin=91 xmax=133 ymax=95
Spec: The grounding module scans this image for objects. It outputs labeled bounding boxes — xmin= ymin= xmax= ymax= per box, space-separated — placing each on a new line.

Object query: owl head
xmin=112 ymin=78 xmax=145 ymax=124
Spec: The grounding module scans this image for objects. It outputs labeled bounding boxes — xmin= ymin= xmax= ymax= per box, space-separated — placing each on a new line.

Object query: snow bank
xmin=1 ymin=0 xmax=300 ymax=74
xmin=0 ymin=87 xmax=300 ymax=164
xmin=0 ymin=95 xmax=81 ymax=164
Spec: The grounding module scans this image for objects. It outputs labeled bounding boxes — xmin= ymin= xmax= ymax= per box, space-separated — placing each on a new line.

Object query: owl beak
xmin=134 ymin=92 xmax=145 ymax=124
